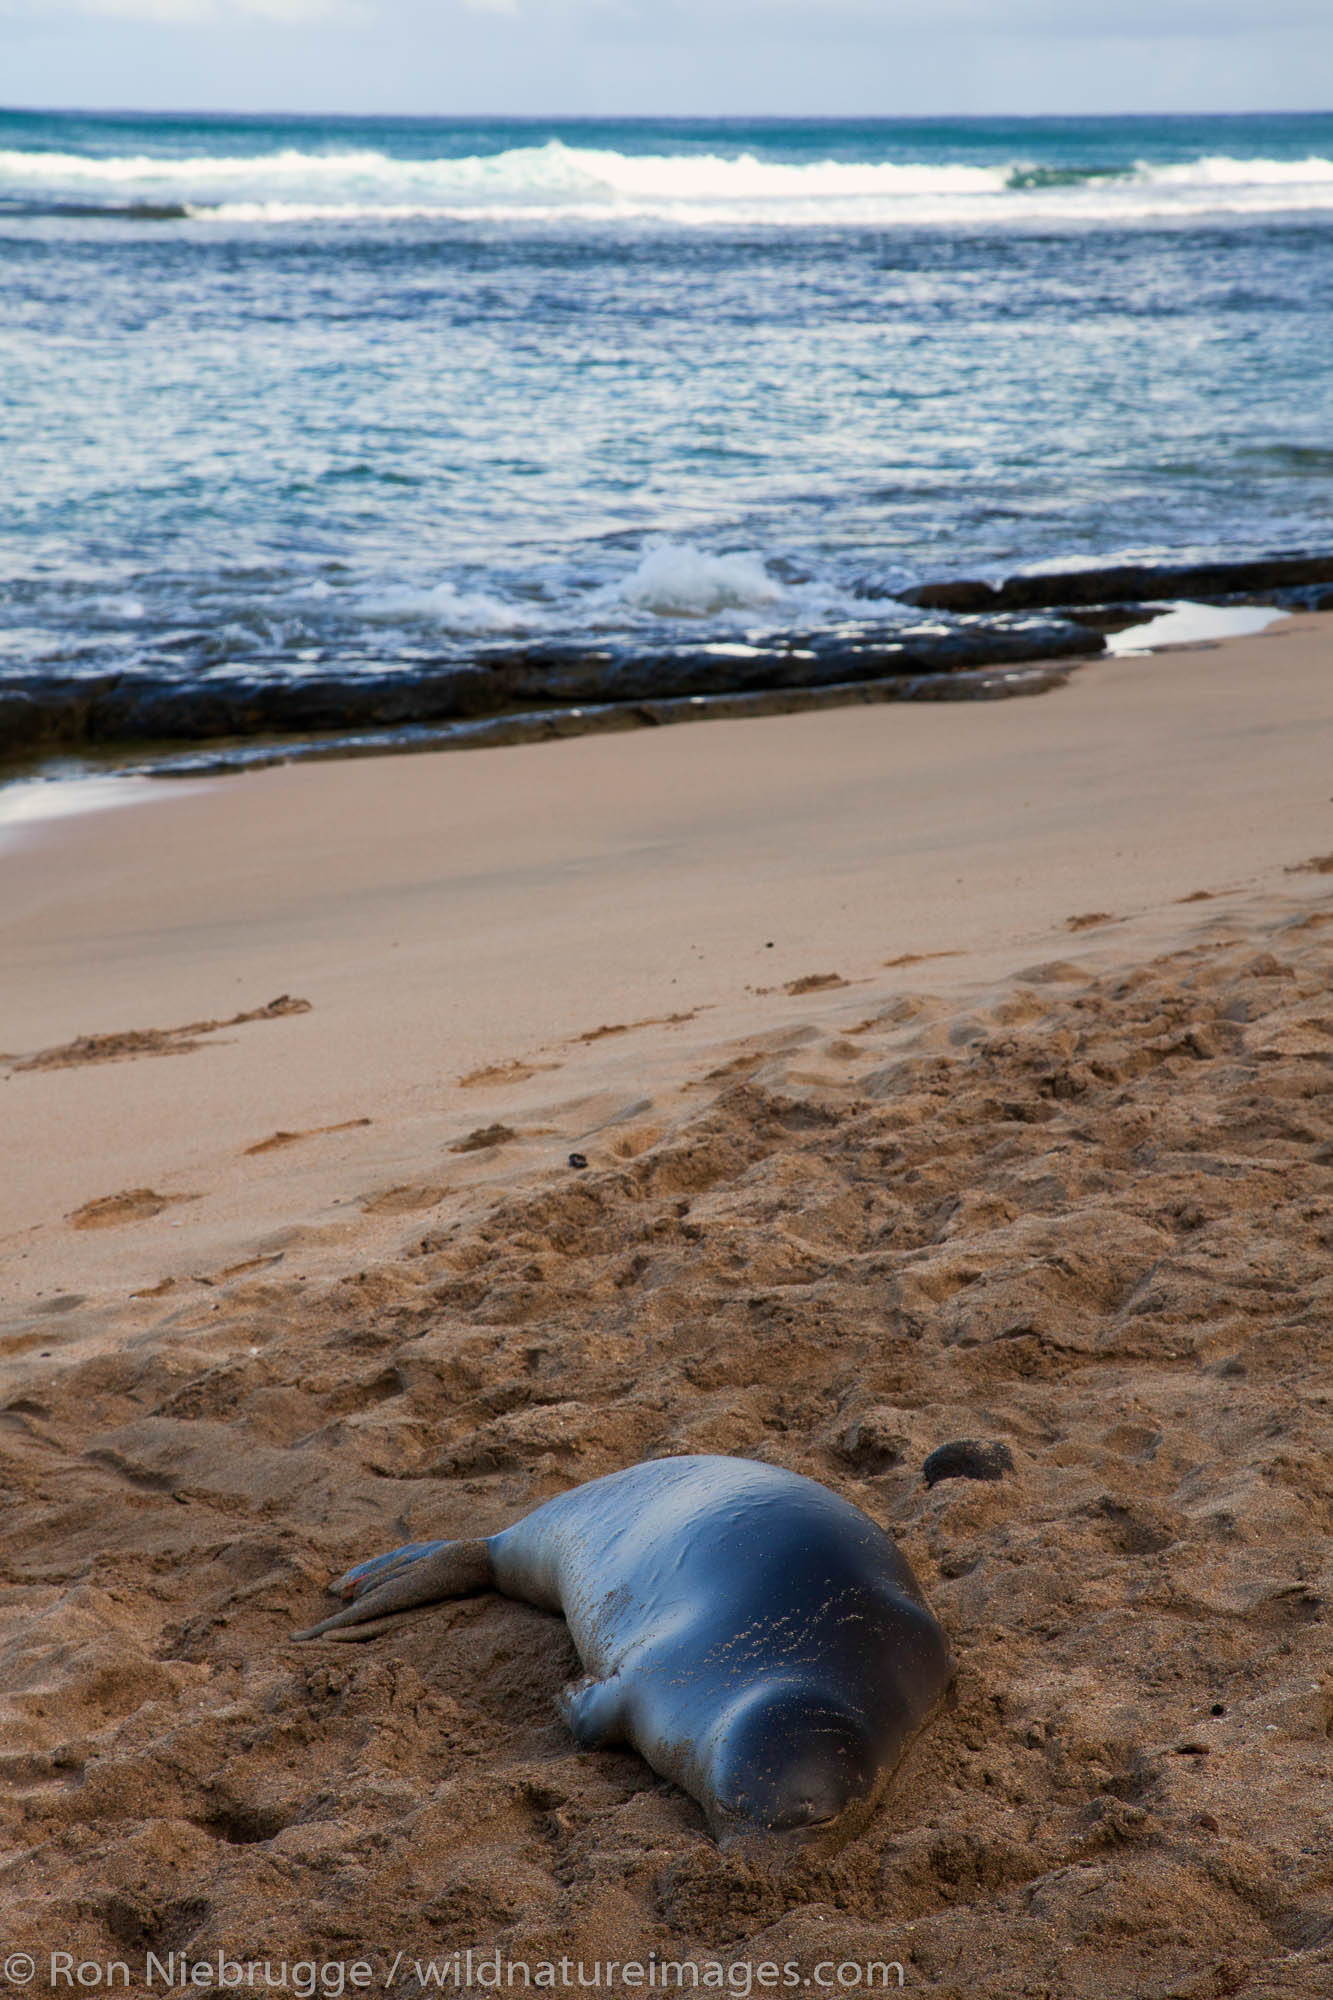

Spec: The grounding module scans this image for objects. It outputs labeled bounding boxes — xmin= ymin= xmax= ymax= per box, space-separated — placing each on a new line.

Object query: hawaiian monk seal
xmin=296 ymin=1454 xmax=952 ymax=1848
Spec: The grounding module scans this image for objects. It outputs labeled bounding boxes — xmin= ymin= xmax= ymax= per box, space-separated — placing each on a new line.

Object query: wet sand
xmin=2 ymin=614 xmax=1333 ymax=1995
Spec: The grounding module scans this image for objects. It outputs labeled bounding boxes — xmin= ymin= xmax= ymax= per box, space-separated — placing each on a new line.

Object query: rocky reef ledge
xmin=0 ymin=613 xmax=1099 ymax=768
xmin=901 ymin=549 xmax=1333 ymax=614
xmin=4 ymin=549 xmax=1330 ymax=775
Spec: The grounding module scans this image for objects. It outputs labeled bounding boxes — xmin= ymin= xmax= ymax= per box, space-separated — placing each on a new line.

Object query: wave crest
xmin=4 ymin=140 xmax=1333 ymax=228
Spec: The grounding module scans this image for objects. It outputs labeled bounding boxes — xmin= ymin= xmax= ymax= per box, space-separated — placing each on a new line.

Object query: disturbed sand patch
xmin=67 ymin=1188 xmax=200 ymax=1230
xmin=573 ymin=1012 xmax=698 ymax=1045
xmin=1 ymin=904 xmax=1332 ymax=1996
xmin=783 ymin=973 xmax=848 ymax=996
xmin=10 ymin=995 xmax=311 ymax=1073
xmin=883 ymin=951 xmax=964 ymax=969
xmin=449 ymin=1124 xmax=518 ymax=1155
xmin=360 ymin=1185 xmax=451 ymax=1218
xmin=459 ymin=1060 xmax=560 ymax=1090
xmin=244 ymin=1119 xmax=372 ymax=1156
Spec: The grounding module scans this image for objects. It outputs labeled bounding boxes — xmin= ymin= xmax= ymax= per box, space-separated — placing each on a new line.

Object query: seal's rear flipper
xmin=295 ymin=1537 xmax=493 ymax=1641
xmin=336 ymin=1540 xmax=448 ymax=1601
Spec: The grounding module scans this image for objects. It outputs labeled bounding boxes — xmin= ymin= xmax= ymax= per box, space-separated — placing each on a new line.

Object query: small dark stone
xmin=568 ymin=1152 xmax=588 ymax=1170
xmin=923 ymin=1439 xmax=1016 ymax=1488
xmin=1211 ymin=1703 xmax=1226 ymax=1716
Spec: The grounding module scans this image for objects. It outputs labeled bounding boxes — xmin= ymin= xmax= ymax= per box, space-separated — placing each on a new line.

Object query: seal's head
xmin=705 ymin=1685 xmax=877 ymax=1844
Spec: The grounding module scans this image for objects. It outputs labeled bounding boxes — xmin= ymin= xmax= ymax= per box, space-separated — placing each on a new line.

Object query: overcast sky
xmin=2 ymin=0 xmax=1331 ymax=119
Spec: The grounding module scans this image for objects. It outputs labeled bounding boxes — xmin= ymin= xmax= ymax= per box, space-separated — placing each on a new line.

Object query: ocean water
xmin=2 ymin=108 xmax=1332 ymax=730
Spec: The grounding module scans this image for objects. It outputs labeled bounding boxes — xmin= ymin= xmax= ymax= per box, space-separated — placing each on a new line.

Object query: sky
xmin=1 ymin=0 xmax=1331 ymax=119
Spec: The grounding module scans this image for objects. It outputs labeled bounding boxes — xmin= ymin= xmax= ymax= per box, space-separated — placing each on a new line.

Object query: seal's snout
xmin=711 ymin=1688 xmax=874 ymax=1834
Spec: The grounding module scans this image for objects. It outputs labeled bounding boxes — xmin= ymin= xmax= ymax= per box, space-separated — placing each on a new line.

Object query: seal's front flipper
xmin=295 ymin=1537 xmax=493 ymax=1641
xmin=559 ymin=1675 xmax=628 ymax=1749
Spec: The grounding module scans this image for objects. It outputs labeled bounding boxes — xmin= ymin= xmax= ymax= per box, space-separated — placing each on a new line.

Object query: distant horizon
xmin=5 ymin=103 xmax=1332 ymax=125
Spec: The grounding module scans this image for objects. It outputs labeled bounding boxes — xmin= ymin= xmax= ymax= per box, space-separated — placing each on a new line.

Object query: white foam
xmin=356 ymin=580 xmax=537 ymax=631
xmin=617 ymin=543 xmax=786 ymax=618
xmin=1147 ymin=154 xmax=1333 ymax=188
xmin=1106 ymin=601 xmax=1287 ymax=656
xmin=0 ymin=775 xmax=202 ymax=851
xmin=0 ymin=141 xmax=1003 ymax=207
xmin=7 ymin=141 xmax=1333 ymax=230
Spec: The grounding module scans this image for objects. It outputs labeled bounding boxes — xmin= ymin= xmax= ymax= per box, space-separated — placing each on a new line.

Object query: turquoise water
xmin=2 ymin=108 xmax=1332 ymax=702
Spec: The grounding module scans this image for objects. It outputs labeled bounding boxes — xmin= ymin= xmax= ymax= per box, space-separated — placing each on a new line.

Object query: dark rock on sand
xmin=923 ymin=1439 xmax=1016 ymax=1487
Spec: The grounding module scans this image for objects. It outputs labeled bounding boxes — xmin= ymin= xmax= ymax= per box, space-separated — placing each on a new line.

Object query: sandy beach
xmin=3 ymin=614 xmax=1333 ymax=1995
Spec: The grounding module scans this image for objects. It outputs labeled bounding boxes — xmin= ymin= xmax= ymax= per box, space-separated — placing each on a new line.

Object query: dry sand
xmin=2 ymin=615 xmax=1333 ymax=1996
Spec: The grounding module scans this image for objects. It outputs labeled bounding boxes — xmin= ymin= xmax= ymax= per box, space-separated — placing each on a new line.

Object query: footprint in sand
xmin=68 ymin=1189 xmax=199 ymax=1229
xmin=705 ymin=1051 xmax=766 ymax=1080
xmin=883 ymin=950 xmax=963 ymax=968
xmin=244 ymin=1118 xmax=371 ymax=1156
xmin=573 ymin=1011 xmax=696 ymax=1044
xmin=783 ymin=973 xmax=847 ymax=995
xmin=129 ymin=1276 xmax=177 ymax=1299
xmin=449 ymin=1123 xmax=517 ymax=1154
xmin=459 ymin=1058 xmax=561 ymax=1088
xmin=360 ymin=1184 xmax=450 ymax=1216
xmin=190 ymin=1252 xmax=285 ymax=1287
xmin=606 ymin=1123 xmax=666 ymax=1161
xmin=13 ymin=995 xmax=311 ymax=1073
xmin=1065 ymin=912 xmax=1117 ymax=931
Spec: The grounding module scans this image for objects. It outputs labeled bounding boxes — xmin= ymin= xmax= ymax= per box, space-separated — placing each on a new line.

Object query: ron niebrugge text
xmin=30 ymin=1951 xmax=907 ymax=1994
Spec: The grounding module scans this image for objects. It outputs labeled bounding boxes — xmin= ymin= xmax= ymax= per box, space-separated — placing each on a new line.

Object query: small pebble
xmin=568 ymin=1152 xmax=589 ymax=1170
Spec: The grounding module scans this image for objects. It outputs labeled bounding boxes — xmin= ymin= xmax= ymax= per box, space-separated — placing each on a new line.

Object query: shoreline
xmin=3 ymin=551 xmax=1330 ymax=788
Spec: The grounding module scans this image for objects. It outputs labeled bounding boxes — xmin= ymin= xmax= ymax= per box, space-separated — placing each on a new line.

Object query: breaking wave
xmin=351 ymin=580 xmax=539 ymax=632
xmin=4 ymin=142 xmax=1333 ymax=228
xmin=616 ymin=543 xmax=787 ymax=617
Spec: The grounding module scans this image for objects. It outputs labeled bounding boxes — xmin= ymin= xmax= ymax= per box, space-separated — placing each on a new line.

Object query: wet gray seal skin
xmin=295 ymin=1454 xmax=953 ymax=1847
